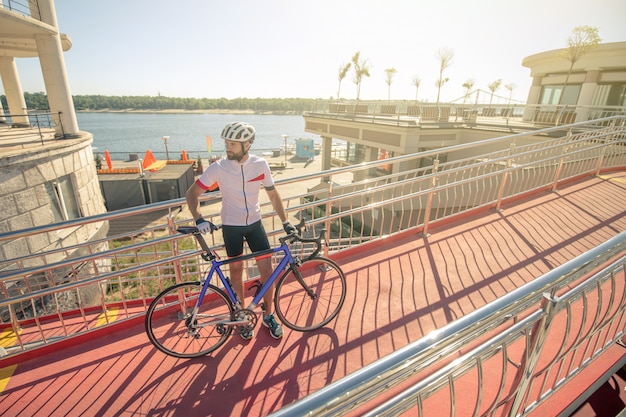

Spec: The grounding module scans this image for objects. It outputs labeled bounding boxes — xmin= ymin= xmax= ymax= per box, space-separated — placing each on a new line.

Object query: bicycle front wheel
xmin=145 ymin=282 xmax=234 ymax=358
xmin=274 ymin=256 xmax=347 ymax=331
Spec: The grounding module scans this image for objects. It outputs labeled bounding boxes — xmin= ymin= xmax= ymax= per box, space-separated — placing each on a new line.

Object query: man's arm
xmin=185 ymin=182 xmax=205 ymax=222
xmin=266 ymin=187 xmax=289 ymax=223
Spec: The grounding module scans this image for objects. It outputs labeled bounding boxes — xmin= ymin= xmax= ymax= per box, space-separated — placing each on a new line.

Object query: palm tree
xmin=337 ymin=62 xmax=352 ymax=100
xmin=557 ymin=26 xmax=601 ymax=104
xmin=384 ymin=68 xmax=397 ymax=103
xmin=412 ymin=75 xmax=421 ymax=103
xmin=435 ymin=47 xmax=454 ymax=104
xmin=462 ymin=79 xmax=475 ymax=105
xmin=488 ymin=79 xmax=502 ymax=105
xmin=351 ymin=51 xmax=371 ymax=101
xmin=505 ymin=83 xmax=516 ymax=104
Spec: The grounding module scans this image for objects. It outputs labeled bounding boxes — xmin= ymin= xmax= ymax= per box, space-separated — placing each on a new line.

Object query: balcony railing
xmin=309 ymin=100 xmax=626 ymax=128
xmin=0 ymin=116 xmax=625 ymax=415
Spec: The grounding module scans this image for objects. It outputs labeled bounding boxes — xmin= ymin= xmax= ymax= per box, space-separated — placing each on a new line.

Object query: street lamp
xmin=161 ymin=136 xmax=170 ymax=160
xmin=281 ymin=134 xmax=288 ymax=166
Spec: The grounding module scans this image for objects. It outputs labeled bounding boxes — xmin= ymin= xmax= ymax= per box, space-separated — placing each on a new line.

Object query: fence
xmin=0 ymin=116 xmax=625 ymax=414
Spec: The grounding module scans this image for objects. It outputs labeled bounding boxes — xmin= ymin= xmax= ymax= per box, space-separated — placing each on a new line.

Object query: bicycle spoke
xmin=275 ymin=257 xmax=347 ymax=331
xmin=145 ymin=282 xmax=234 ymax=358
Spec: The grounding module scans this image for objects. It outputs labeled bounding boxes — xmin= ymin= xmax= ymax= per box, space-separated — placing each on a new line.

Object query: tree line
xmin=1 ymin=93 xmax=320 ymax=113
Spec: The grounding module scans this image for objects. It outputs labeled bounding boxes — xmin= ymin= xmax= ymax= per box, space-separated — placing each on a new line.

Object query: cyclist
xmin=185 ymin=121 xmax=296 ymax=340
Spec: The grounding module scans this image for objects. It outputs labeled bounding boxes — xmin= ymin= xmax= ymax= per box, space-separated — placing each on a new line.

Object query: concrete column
xmin=321 ymin=136 xmax=332 ymax=171
xmin=0 ymin=57 xmax=30 ymax=127
xmin=576 ymin=70 xmax=600 ymax=121
xmin=523 ymin=75 xmax=543 ymax=121
xmin=33 ymin=0 xmax=80 ymax=138
xmin=320 ymin=135 xmax=333 ymax=183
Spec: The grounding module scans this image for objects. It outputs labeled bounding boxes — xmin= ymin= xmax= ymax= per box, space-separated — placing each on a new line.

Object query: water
xmin=77 ymin=112 xmax=318 ymax=159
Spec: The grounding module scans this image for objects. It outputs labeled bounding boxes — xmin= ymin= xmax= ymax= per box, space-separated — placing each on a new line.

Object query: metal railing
xmin=0 ymin=116 xmax=625 ymax=412
xmin=269 ymin=231 xmax=626 ymax=417
xmin=0 ymin=112 xmax=63 ymax=146
xmin=310 ymin=100 xmax=626 ymax=128
xmin=1 ymin=0 xmax=33 ymax=17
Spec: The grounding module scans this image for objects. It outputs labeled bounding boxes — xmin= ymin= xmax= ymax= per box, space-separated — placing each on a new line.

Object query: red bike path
xmin=1 ymin=172 xmax=625 ymax=417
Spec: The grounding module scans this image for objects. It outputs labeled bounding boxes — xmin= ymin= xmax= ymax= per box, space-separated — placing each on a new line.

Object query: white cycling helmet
xmin=221 ymin=121 xmax=255 ymax=143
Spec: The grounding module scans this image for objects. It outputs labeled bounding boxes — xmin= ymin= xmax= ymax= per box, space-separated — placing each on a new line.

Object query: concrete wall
xmin=0 ymin=133 xmax=108 ymax=266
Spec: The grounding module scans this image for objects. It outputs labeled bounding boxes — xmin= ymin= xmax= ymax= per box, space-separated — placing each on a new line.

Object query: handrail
xmin=0 ymin=116 xmax=625 ymax=415
xmin=268 ymin=232 xmax=626 ymax=417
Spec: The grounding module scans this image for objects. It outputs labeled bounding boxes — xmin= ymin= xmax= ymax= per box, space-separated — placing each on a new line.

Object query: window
xmin=539 ymin=84 xmax=581 ymax=105
xmin=45 ymin=175 xmax=81 ymax=222
xmin=592 ymin=83 xmax=626 ymax=106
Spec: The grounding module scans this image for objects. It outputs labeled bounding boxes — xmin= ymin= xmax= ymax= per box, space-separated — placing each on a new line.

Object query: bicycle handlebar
xmin=177 ymin=218 xmax=325 ymax=261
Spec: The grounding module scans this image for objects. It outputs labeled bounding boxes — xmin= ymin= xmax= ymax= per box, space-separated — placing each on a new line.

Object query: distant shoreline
xmin=77 ymin=109 xmax=302 ymax=115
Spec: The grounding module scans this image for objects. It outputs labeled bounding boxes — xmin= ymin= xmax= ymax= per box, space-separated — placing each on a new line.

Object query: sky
xmin=8 ymin=0 xmax=626 ymax=103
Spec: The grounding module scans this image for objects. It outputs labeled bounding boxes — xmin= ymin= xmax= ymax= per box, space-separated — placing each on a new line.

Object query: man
xmin=185 ymin=121 xmax=296 ymax=340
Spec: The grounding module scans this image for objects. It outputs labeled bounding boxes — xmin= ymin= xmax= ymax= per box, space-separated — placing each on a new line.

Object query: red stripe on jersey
xmin=248 ymin=173 xmax=265 ymax=182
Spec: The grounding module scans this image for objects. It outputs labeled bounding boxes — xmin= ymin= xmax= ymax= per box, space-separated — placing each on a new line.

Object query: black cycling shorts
xmin=222 ymin=220 xmax=271 ymax=257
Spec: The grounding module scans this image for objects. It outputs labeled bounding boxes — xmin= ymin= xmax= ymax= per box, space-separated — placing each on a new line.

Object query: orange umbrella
xmin=181 ymin=150 xmax=188 ymax=161
xmin=104 ymin=150 xmax=112 ymax=170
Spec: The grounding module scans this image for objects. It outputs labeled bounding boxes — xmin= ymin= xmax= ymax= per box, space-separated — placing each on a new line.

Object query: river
xmin=77 ymin=112 xmax=319 ymax=159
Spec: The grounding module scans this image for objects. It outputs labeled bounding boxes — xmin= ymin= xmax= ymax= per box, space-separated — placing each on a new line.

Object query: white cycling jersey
xmin=195 ymin=155 xmax=275 ymax=226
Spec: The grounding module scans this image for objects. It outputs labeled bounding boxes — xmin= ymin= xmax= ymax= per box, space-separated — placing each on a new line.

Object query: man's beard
xmin=227 ymin=147 xmax=247 ymax=161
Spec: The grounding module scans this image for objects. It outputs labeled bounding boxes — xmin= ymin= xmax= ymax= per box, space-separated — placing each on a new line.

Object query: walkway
xmin=1 ymin=172 xmax=625 ymax=417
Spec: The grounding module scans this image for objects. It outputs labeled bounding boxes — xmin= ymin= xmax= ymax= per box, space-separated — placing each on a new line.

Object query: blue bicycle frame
xmin=197 ymin=240 xmax=296 ymax=311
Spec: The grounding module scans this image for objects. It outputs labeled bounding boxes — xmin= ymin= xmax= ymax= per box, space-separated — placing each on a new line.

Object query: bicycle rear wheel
xmin=145 ymin=282 xmax=234 ymax=358
xmin=274 ymin=256 xmax=347 ymax=331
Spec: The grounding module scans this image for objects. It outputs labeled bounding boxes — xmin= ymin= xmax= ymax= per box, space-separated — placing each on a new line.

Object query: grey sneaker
xmin=239 ymin=327 xmax=254 ymax=340
xmin=262 ymin=313 xmax=283 ymax=339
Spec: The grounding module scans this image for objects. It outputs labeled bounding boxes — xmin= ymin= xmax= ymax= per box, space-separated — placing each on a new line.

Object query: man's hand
xmin=283 ymin=221 xmax=297 ymax=235
xmin=196 ymin=217 xmax=218 ymax=234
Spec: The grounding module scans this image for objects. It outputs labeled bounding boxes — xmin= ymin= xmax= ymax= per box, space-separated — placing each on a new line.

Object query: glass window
xmin=539 ymin=84 xmax=581 ymax=105
xmin=591 ymin=83 xmax=626 ymax=107
xmin=45 ymin=175 xmax=81 ymax=222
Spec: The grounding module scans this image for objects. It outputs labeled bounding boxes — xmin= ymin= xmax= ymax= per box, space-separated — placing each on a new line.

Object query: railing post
xmin=495 ymin=143 xmax=515 ymax=211
xmin=421 ymin=159 xmax=439 ymax=237
xmin=167 ymin=213 xmax=185 ymax=285
xmin=594 ymin=121 xmax=614 ymax=176
xmin=324 ymin=180 xmax=334 ymax=257
xmin=551 ymin=131 xmax=571 ymax=192
xmin=503 ymin=293 xmax=560 ymax=417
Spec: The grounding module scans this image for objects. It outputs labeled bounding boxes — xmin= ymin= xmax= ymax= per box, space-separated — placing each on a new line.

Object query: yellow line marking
xmin=0 ymin=327 xmax=22 ymax=348
xmin=598 ymin=175 xmax=626 ymax=184
xmin=0 ymin=364 xmax=18 ymax=395
xmin=95 ymin=306 xmax=119 ymax=328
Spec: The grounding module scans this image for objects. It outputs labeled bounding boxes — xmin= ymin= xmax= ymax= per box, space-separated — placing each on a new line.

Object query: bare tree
xmin=351 ymin=51 xmax=371 ymax=101
xmin=462 ymin=79 xmax=475 ymax=105
xmin=337 ymin=62 xmax=352 ymax=100
xmin=557 ymin=25 xmax=601 ymax=104
xmin=412 ymin=75 xmax=421 ymax=103
xmin=435 ymin=47 xmax=454 ymax=104
xmin=488 ymin=79 xmax=502 ymax=105
xmin=384 ymin=68 xmax=397 ymax=103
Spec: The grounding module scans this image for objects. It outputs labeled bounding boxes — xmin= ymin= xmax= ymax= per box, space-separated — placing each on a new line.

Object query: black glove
xmin=283 ymin=221 xmax=297 ymax=235
xmin=195 ymin=217 xmax=218 ymax=234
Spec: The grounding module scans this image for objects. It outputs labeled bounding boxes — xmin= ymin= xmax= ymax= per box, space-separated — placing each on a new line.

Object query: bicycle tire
xmin=145 ymin=281 xmax=234 ymax=358
xmin=274 ymin=256 xmax=347 ymax=331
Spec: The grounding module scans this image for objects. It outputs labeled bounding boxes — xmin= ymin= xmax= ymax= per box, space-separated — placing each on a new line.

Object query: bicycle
xmin=145 ymin=221 xmax=347 ymax=358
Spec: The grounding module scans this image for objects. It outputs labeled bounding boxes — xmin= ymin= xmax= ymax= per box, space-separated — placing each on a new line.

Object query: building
xmin=0 ymin=0 xmax=107 ymax=266
xmin=304 ymin=42 xmax=626 ymax=179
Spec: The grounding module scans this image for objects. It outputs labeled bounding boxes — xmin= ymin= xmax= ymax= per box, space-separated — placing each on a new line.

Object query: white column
xmin=576 ymin=70 xmax=600 ymax=121
xmin=34 ymin=0 xmax=80 ymax=138
xmin=523 ymin=75 xmax=543 ymax=121
xmin=0 ymin=57 xmax=30 ymax=127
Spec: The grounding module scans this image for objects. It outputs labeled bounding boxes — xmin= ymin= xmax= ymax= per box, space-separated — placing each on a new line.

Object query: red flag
xmin=104 ymin=150 xmax=112 ymax=170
